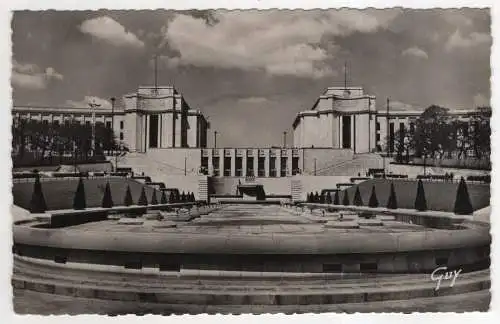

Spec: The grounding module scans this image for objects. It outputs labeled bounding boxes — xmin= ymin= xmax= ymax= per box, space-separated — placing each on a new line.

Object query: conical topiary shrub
xmin=138 ymin=187 xmax=148 ymax=206
xmin=307 ymin=192 xmax=313 ymax=203
xmin=181 ymin=191 xmax=186 ymax=202
xmin=72 ymin=177 xmax=87 ymax=210
xmin=101 ymin=182 xmax=113 ymax=208
xmin=170 ymin=191 xmax=176 ymax=203
xmin=333 ymin=190 xmax=339 ymax=205
xmin=353 ymin=187 xmax=363 ymax=206
xmin=191 ymin=192 xmax=196 ymax=202
xmin=414 ymin=179 xmax=428 ymax=211
xmin=123 ymin=185 xmax=133 ymax=206
xmin=314 ymin=192 xmax=320 ymax=203
xmin=175 ymin=191 xmax=180 ymax=203
xmin=29 ymin=175 xmax=47 ymax=213
xmin=319 ymin=193 xmax=325 ymax=204
xmin=342 ymin=190 xmax=350 ymax=205
xmin=160 ymin=190 xmax=168 ymax=204
xmin=368 ymin=185 xmax=379 ymax=208
xmin=386 ymin=182 xmax=398 ymax=209
xmin=151 ymin=190 xmax=158 ymax=205
xmin=454 ymin=177 xmax=473 ymax=215
xmin=325 ymin=192 xmax=332 ymax=204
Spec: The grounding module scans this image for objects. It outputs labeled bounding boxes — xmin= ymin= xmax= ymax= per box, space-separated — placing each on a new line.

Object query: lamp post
xmin=283 ymin=131 xmax=287 ymax=148
xmin=89 ymin=100 xmax=101 ymax=157
xmin=110 ymin=97 xmax=116 ymax=170
xmin=214 ymin=131 xmax=218 ymax=149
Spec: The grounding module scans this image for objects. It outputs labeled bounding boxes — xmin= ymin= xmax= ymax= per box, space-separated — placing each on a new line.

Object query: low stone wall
xmin=388 ymin=163 xmax=490 ymax=178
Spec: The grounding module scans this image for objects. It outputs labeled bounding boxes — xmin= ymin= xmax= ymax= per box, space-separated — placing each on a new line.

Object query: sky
xmin=11 ymin=9 xmax=491 ymax=147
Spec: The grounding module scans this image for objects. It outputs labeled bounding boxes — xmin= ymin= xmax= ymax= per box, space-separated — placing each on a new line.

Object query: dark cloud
xmin=11 ymin=9 xmax=491 ymax=147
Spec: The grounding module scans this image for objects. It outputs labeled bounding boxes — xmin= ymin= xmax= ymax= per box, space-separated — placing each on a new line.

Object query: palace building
xmin=12 ymin=84 xmax=488 ymax=178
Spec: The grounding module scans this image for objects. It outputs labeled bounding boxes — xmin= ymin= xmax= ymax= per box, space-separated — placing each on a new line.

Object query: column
xmin=287 ymin=150 xmax=293 ymax=176
xmin=218 ymin=149 xmax=224 ymax=176
xmin=264 ymin=149 xmax=270 ymax=177
xmin=339 ymin=116 xmax=343 ymax=148
xmin=230 ymin=150 xmax=236 ymax=177
xmin=276 ymin=150 xmax=281 ymax=178
xmin=253 ymin=149 xmax=259 ymax=177
xmin=242 ymin=150 xmax=247 ymax=177
xmin=351 ymin=114 xmax=355 ymax=151
xmin=208 ymin=149 xmax=214 ymax=175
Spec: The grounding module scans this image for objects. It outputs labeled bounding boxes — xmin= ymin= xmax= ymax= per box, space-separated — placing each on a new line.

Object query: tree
xmin=368 ymin=185 xmax=379 ymax=208
xmin=138 ymin=187 xmax=148 ymax=206
xmin=29 ymin=175 xmax=47 ymax=213
xmin=101 ymin=182 xmax=113 ymax=208
xmin=387 ymin=182 xmax=398 ymax=209
xmin=454 ymin=177 xmax=473 ymax=215
xmin=314 ymin=191 xmax=320 ymax=203
xmin=170 ymin=191 xmax=176 ymax=203
xmin=161 ymin=190 xmax=168 ymax=204
xmin=325 ymin=192 xmax=332 ymax=204
xmin=123 ymin=185 xmax=133 ymax=206
xmin=73 ymin=177 xmax=87 ymax=210
xmin=333 ymin=190 xmax=339 ymax=205
xmin=353 ymin=186 xmax=363 ymax=206
xmin=151 ymin=190 xmax=158 ymax=205
xmin=342 ymin=190 xmax=350 ymax=206
xmin=414 ymin=179 xmax=428 ymax=211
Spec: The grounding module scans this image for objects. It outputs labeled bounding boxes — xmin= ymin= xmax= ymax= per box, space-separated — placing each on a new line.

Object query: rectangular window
xmin=399 ymin=122 xmax=405 ymax=132
xmin=120 ymin=121 xmax=124 ymax=129
xmin=149 ymin=115 xmax=159 ymax=148
xmin=224 ymin=157 xmax=231 ymax=176
xmin=280 ymin=157 xmax=287 ymax=177
xmin=106 ymin=121 xmax=111 ymax=129
xmin=258 ymin=157 xmax=265 ymax=177
xmin=246 ymin=157 xmax=254 ymax=176
xmin=201 ymin=157 xmax=208 ymax=170
xmin=376 ymin=122 xmax=380 ymax=131
xmin=269 ymin=157 xmax=276 ymax=177
xmin=292 ymin=157 xmax=299 ymax=175
xmin=376 ymin=133 xmax=380 ymax=142
xmin=342 ymin=116 xmax=351 ymax=149
xmin=235 ymin=157 xmax=242 ymax=177
xmin=410 ymin=122 xmax=415 ymax=133
xmin=53 ymin=120 xmax=60 ymax=126
xmin=119 ymin=132 xmax=124 ymax=140
xmin=85 ymin=121 xmax=90 ymax=127
xmin=212 ymin=157 xmax=220 ymax=176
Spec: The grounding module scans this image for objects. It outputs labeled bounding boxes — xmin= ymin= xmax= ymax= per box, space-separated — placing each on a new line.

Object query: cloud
xmin=473 ymin=93 xmax=490 ymax=107
xmin=66 ymin=96 xmax=112 ymax=109
xmin=159 ymin=10 xmax=400 ymax=78
xmin=79 ymin=16 xmax=145 ymax=49
xmin=442 ymin=11 xmax=473 ymax=27
xmin=11 ymin=59 xmax=64 ymax=90
xmin=401 ymin=47 xmax=428 ymax=59
xmin=445 ymin=29 xmax=491 ymax=51
xmin=237 ymin=97 xmax=269 ymax=104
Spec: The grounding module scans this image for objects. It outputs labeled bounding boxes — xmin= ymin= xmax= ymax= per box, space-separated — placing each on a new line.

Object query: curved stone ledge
xmin=13 ymin=223 xmax=490 ymax=255
xmin=11 ymin=272 xmax=490 ymax=306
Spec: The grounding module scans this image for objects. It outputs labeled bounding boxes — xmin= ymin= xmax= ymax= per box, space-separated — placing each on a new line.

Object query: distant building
xmin=12 ymin=85 xmax=209 ymax=152
xmin=12 ymin=84 xmax=490 ymax=177
xmin=293 ymin=86 xmax=491 ymax=154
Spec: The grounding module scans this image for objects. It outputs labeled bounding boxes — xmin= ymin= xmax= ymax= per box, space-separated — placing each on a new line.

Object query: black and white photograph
xmin=8 ymin=6 xmax=492 ymax=315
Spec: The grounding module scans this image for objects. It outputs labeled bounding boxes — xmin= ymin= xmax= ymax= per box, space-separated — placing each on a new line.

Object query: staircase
xmin=315 ymin=153 xmax=384 ymax=176
xmin=198 ymin=178 xmax=208 ymax=202
xmin=291 ymin=179 xmax=303 ymax=202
